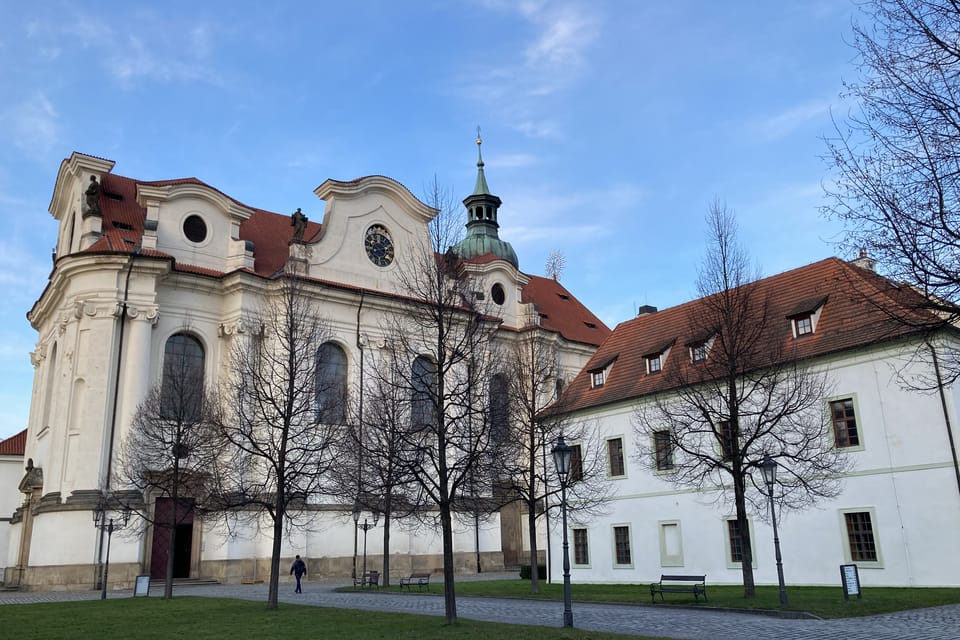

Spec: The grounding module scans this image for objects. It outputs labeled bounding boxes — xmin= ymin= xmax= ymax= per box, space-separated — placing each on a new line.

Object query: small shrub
xmin=519 ymin=564 xmax=547 ymax=580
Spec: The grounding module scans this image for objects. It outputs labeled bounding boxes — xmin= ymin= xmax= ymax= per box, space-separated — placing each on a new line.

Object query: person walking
xmin=290 ymin=555 xmax=307 ymax=593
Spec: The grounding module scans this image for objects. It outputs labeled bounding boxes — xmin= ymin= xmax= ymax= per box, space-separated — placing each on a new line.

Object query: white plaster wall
xmin=550 ymin=343 xmax=960 ymax=587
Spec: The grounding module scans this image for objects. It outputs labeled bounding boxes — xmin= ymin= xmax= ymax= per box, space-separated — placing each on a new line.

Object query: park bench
xmin=353 ymin=570 xmax=379 ymax=589
xmin=399 ymin=571 xmax=432 ymax=591
xmin=650 ymin=574 xmax=707 ymax=602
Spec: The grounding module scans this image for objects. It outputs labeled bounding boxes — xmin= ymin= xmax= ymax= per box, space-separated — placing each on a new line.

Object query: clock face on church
xmin=364 ymin=224 xmax=394 ymax=267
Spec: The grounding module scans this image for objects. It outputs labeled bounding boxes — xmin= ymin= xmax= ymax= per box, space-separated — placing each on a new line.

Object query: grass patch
xmin=366 ymin=579 xmax=960 ymax=619
xmin=0 ymin=597 xmax=659 ymax=640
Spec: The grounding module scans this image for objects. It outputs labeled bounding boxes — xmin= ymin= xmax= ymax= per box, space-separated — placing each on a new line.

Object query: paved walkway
xmin=2 ymin=576 xmax=959 ymax=640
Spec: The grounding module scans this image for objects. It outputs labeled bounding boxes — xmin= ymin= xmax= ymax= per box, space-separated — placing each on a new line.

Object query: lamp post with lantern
xmin=551 ymin=434 xmax=574 ymax=628
xmin=352 ymin=502 xmax=379 ymax=587
xmin=93 ymin=495 xmax=132 ymax=600
xmin=758 ymin=455 xmax=788 ymax=608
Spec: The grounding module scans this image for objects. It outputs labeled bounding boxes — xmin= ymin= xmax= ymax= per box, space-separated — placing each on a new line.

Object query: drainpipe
xmin=928 ymin=340 xmax=960 ymax=497
xmin=353 ymin=292 xmax=365 ymax=580
xmin=97 ymin=247 xmax=139 ymax=589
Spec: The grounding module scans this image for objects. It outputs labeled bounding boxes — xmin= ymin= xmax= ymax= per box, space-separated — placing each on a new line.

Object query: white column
xmin=115 ymin=305 xmax=158 ymax=443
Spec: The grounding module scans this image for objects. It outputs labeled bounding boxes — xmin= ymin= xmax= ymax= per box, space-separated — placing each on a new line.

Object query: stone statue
xmin=290 ymin=207 xmax=308 ymax=243
xmin=85 ymin=176 xmax=102 ymax=216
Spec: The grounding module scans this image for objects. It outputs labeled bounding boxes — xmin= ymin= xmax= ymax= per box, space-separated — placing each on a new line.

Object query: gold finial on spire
xmin=475 ymin=126 xmax=485 ymax=168
xmin=476 ymin=125 xmax=482 ymax=146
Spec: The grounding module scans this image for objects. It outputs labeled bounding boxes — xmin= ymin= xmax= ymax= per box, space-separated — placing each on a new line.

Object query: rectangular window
xmin=613 ymin=525 xmax=632 ymax=566
xmin=591 ymin=370 xmax=605 ymax=388
xmin=831 ymin=399 xmax=860 ymax=448
xmin=569 ymin=444 xmax=584 ymax=483
xmin=653 ymin=430 xmax=673 ymax=471
xmin=795 ymin=315 xmax=813 ymax=336
xmin=647 ymin=354 xmax=662 ymax=374
xmin=691 ymin=342 xmax=707 ymax=363
xmin=573 ymin=528 xmax=589 ymax=566
xmin=719 ymin=421 xmax=736 ymax=461
xmin=727 ymin=519 xmax=745 ymax=563
xmin=607 ymin=437 xmax=625 ymax=477
xmin=845 ymin=511 xmax=878 ymax=562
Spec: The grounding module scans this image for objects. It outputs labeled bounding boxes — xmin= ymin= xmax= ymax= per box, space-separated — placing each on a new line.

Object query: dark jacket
xmin=291 ymin=559 xmax=306 ymax=577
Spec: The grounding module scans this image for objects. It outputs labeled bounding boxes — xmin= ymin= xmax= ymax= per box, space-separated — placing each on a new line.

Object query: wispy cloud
xmin=26 ymin=12 xmax=222 ymax=87
xmin=461 ymin=1 xmax=602 ymax=139
xmin=1 ymin=93 xmax=60 ymax=156
xmin=749 ymin=98 xmax=833 ymax=141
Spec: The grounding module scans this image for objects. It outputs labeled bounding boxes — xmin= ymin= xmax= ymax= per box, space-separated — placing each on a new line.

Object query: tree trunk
xmin=734 ymin=475 xmax=755 ymax=597
xmin=267 ymin=508 xmax=283 ymax=609
xmin=382 ymin=507 xmax=391 ymax=587
xmin=164 ymin=503 xmax=177 ymax=599
xmin=440 ymin=502 xmax=457 ymax=624
xmin=527 ymin=494 xmax=540 ymax=593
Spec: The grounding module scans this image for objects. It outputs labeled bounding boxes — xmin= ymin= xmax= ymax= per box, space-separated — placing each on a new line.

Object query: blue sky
xmin=0 ymin=1 xmax=862 ymax=439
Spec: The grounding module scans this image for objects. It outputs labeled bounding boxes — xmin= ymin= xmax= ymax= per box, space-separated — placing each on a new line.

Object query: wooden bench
xmin=650 ymin=574 xmax=707 ymax=602
xmin=353 ymin=570 xmax=379 ymax=589
xmin=399 ymin=571 xmax=432 ymax=591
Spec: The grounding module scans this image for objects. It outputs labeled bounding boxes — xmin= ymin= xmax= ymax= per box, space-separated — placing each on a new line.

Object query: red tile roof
xmin=0 ymin=429 xmax=26 ymax=456
xmin=556 ymin=258 xmax=941 ymax=414
xmin=69 ymin=167 xmax=608 ymax=347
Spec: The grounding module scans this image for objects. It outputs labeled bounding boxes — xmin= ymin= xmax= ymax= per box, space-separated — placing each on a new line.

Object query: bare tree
xmin=824 ymin=0 xmax=960 ymax=377
xmin=211 ymin=275 xmax=341 ymax=609
xmin=633 ymin=203 xmax=849 ymax=597
xmin=383 ymin=179 xmax=503 ymax=624
xmin=497 ymin=327 xmax=611 ymax=593
xmin=336 ymin=345 xmax=425 ymax=587
xmin=116 ymin=334 xmax=225 ymax=599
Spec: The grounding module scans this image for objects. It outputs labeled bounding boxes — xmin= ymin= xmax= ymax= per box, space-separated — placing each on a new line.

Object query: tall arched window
xmin=160 ymin=333 xmax=205 ymax=421
xmin=411 ymin=355 xmax=437 ymax=431
xmin=489 ymin=374 xmax=510 ymax=443
xmin=315 ymin=342 xmax=347 ymax=424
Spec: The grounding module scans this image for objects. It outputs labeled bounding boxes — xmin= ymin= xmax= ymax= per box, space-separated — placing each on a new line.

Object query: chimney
xmin=637 ymin=304 xmax=658 ymax=316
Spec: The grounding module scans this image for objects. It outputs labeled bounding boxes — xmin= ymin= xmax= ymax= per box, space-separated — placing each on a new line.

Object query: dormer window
xmin=646 ymin=354 xmax=662 ymax=374
xmin=691 ymin=342 xmax=708 ymax=363
xmin=643 ymin=339 xmax=675 ymax=376
xmin=588 ymin=354 xmax=618 ymax=389
xmin=591 ymin=370 xmax=605 ymax=388
xmin=787 ymin=296 xmax=827 ymax=338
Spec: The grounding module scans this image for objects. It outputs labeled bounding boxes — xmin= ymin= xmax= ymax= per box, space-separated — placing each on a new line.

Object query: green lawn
xmin=365 ymin=579 xmax=960 ymax=619
xmin=0 ymin=598 xmax=657 ymax=640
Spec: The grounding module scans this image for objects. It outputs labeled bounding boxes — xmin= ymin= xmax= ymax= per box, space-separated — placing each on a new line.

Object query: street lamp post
xmin=759 ymin=455 xmax=788 ymax=608
xmin=352 ymin=503 xmax=379 ymax=587
xmin=551 ymin=435 xmax=574 ymax=628
xmin=93 ymin=496 xmax=132 ymax=600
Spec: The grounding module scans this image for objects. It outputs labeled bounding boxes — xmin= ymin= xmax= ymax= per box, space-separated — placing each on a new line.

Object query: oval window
xmin=491 ymin=283 xmax=505 ymax=305
xmin=183 ymin=215 xmax=207 ymax=243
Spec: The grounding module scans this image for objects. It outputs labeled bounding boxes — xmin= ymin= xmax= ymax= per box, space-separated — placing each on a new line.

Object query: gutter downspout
xmin=353 ymin=292 xmax=365 ymax=580
xmin=97 ymin=248 xmax=138 ymax=589
xmin=928 ymin=340 xmax=960 ymax=497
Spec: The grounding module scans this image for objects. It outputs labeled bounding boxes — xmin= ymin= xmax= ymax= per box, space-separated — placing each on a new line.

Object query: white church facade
xmin=3 ymin=146 xmax=609 ymax=591
xmin=546 ymin=257 xmax=960 ymax=588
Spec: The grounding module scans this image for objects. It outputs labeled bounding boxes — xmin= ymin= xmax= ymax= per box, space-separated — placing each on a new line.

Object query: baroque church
xmin=3 ymin=141 xmax=609 ymax=590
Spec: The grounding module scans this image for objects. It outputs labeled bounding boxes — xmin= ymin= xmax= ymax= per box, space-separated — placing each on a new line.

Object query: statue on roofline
xmin=290 ymin=207 xmax=308 ymax=243
xmin=85 ymin=176 xmax=102 ymax=216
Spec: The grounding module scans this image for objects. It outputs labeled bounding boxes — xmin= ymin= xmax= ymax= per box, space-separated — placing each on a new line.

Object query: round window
xmin=183 ymin=215 xmax=207 ymax=243
xmin=491 ymin=283 xmax=505 ymax=305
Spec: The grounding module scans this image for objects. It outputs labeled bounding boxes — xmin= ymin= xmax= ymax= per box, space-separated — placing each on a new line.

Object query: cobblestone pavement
xmin=2 ymin=578 xmax=959 ymax=640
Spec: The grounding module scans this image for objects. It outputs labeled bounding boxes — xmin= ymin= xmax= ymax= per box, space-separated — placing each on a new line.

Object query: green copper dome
xmin=451 ymin=133 xmax=519 ymax=269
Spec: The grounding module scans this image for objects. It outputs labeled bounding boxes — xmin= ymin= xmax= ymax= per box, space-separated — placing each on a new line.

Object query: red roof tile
xmin=521 ymin=275 xmax=610 ymax=346
xmin=556 ymin=258 xmax=941 ymax=414
xmin=0 ymin=428 xmax=26 ymax=456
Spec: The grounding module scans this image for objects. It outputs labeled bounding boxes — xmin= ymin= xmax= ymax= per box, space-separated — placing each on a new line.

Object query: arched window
xmin=316 ymin=342 xmax=348 ymax=424
xmin=160 ymin=333 xmax=205 ymax=421
xmin=411 ymin=355 xmax=437 ymax=431
xmin=489 ymin=374 xmax=510 ymax=442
